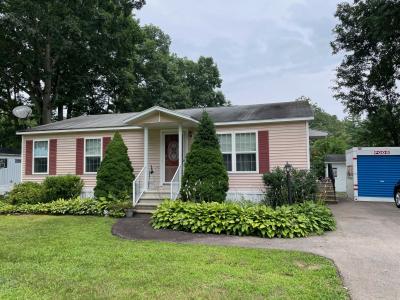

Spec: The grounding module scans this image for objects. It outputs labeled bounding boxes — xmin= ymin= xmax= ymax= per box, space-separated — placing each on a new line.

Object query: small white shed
xmin=346 ymin=147 xmax=400 ymax=202
xmin=0 ymin=148 xmax=21 ymax=194
xmin=325 ymin=154 xmax=346 ymax=192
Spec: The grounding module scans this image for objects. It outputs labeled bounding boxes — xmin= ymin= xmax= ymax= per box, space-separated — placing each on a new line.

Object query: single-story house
xmin=17 ymin=101 xmax=314 ymax=203
xmin=0 ymin=148 xmax=21 ymax=194
xmin=325 ymin=154 xmax=346 ymax=193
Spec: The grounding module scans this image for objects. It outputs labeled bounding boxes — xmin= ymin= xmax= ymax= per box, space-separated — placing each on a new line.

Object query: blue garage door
xmin=358 ymin=155 xmax=400 ymax=197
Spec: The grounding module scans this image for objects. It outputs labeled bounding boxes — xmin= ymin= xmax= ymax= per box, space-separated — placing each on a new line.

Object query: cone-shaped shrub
xmin=180 ymin=111 xmax=229 ymax=202
xmin=94 ymin=132 xmax=134 ymax=199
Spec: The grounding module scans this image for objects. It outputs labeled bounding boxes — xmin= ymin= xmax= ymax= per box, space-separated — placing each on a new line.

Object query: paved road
xmin=113 ymin=200 xmax=400 ymax=300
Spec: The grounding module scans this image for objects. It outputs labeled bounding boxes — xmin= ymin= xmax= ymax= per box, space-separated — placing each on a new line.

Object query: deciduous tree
xmin=332 ymin=0 xmax=400 ymax=146
xmin=0 ymin=0 xmax=144 ymax=124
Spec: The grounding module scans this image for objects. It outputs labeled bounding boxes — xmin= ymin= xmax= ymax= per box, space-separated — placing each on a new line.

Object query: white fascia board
xmin=123 ymin=106 xmax=199 ymax=124
xmin=17 ymin=126 xmax=141 ymax=135
xmin=214 ymin=116 xmax=314 ymax=126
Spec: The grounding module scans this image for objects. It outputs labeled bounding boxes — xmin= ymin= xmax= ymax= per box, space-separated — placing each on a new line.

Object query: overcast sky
xmin=136 ymin=0 xmax=346 ymax=118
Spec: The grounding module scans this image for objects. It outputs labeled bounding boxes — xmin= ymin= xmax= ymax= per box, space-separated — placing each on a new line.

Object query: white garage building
xmin=0 ymin=148 xmax=21 ymax=194
xmin=325 ymin=154 xmax=346 ymax=193
xmin=346 ymin=147 xmax=400 ymax=202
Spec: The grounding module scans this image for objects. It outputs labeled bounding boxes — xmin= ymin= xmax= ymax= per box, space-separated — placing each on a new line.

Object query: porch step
xmin=141 ymin=192 xmax=170 ymax=200
xmin=134 ymin=208 xmax=155 ymax=214
xmin=133 ymin=184 xmax=172 ymax=214
xmin=135 ymin=200 xmax=162 ymax=210
xmin=317 ymin=178 xmax=338 ymax=203
xmin=134 ymin=197 xmax=164 ymax=214
xmin=134 ymin=205 xmax=160 ymax=213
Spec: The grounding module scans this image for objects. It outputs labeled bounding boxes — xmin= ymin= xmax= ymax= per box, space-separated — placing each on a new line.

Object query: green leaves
xmin=43 ymin=175 xmax=83 ymax=202
xmin=6 ymin=176 xmax=83 ymax=205
xmin=180 ymin=112 xmax=229 ymax=202
xmin=262 ymin=167 xmax=317 ymax=207
xmin=0 ymin=197 xmax=126 ymax=218
xmin=152 ymin=200 xmax=336 ymax=238
xmin=94 ymin=132 xmax=134 ymax=199
xmin=6 ymin=182 xmax=45 ymax=205
xmin=332 ymin=0 xmax=400 ymax=146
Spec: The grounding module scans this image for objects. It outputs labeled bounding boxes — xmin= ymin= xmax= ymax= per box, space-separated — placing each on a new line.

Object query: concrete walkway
xmin=112 ymin=200 xmax=400 ymax=300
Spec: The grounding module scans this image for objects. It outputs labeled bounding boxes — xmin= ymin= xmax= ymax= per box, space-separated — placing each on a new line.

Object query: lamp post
xmin=284 ymin=162 xmax=293 ymax=205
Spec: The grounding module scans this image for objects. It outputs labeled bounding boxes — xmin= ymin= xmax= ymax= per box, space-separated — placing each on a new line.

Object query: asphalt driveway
xmin=113 ymin=200 xmax=400 ymax=300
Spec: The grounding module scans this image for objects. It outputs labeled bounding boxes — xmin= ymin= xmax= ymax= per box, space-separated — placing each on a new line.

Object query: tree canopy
xmin=332 ymin=0 xmax=400 ymax=146
xmin=0 ymin=1 xmax=227 ymax=150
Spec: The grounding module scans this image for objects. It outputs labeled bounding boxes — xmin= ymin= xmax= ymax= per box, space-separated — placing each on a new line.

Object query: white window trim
xmin=217 ymin=131 xmax=259 ymax=174
xmin=218 ymin=133 xmax=233 ymax=172
xmin=84 ymin=137 xmax=103 ymax=175
xmin=32 ymin=139 xmax=49 ymax=175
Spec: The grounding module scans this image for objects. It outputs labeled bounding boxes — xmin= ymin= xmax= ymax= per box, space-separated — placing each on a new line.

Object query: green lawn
xmin=0 ymin=215 xmax=347 ymax=299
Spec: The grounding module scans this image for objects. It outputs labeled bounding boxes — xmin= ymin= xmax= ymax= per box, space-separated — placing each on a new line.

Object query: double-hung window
xmin=218 ymin=134 xmax=232 ymax=172
xmin=235 ymin=133 xmax=257 ymax=172
xmin=85 ymin=138 xmax=102 ymax=173
xmin=217 ymin=132 xmax=257 ymax=172
xmin=33 ymin=140 xmax=48 ymax=173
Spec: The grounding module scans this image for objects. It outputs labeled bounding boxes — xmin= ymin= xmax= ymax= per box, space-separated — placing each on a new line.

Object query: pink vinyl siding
xmin=22 ymin=130 xmax=145 ymax=189
xmin=216 ymin=121 xmax=308 ymax=191
xmin=21 ymin=120 xmax=308 ymax=194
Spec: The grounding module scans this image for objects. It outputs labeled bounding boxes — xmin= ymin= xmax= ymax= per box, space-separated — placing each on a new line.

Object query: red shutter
xmin=49 ymin=139 xmax=57 ymax=175
xmin=102 ymin=136 xmax=111 ymax=158
xmin=25 ymin=140 xmax=33 ymax=175
xmin=258 ymin=131 xmax=270 ymax=174
xmin=76 ymin=138 xmax=84 ymax=175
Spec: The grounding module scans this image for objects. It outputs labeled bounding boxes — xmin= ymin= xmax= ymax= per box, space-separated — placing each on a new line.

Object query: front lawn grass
xmin=0 ymin=215 xmax=348 ymax=299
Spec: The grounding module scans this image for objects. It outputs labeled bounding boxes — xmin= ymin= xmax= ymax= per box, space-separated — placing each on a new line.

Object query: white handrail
xmin=132 ymin=166 xmax=147 ymax=206
xmin=170 ymin=163 xmax=182 ymax=200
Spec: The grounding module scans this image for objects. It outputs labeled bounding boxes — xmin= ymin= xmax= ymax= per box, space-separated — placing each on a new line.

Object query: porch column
xmin=144 ymin=126 xmax=149 ymax=190
xmin=178 ymin=124 xmax=183 ymax=179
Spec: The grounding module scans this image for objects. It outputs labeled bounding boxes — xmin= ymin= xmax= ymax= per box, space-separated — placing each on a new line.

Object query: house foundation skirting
xmin=81 ymin=187 xmax=265 ymax=203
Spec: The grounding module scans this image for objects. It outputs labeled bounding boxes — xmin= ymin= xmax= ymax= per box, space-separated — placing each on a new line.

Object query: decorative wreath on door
xmin=167 ymin=141 xmax=178 ymax=161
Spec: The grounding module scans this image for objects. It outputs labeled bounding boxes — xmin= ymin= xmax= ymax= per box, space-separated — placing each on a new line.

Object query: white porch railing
xmin=132 ymin=166 xmax=147 ymax=206
xmin=170 ymin=163 xmax=183 ymax=200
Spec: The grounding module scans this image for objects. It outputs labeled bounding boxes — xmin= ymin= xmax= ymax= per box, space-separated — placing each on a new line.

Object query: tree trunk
xmin=41 ymin=42 xmax=52 ymax=124
xmin=385 ymin=103 xmax=400 ymax=146
xmin=67 ymin=105 xmax=72 ymax=119
xmin=57 ymin=104 xmax=63 ymax=121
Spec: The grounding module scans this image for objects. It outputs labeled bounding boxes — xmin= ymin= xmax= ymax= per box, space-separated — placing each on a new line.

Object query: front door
xmin=164 ymin=134 xmax=179 ymax=182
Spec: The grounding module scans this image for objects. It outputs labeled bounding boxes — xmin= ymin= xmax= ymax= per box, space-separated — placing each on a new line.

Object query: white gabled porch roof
xmin=123 ymin=106 xmax=199 ymax=128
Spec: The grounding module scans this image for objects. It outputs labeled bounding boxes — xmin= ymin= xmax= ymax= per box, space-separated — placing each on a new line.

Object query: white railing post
xmin=178 ymin=125 xmax=182 ymax=183
xmin=170 ymin=163 xmax=182 ymax=200
xmin=170 ymin=178 xmax=173 ymax=200
xmin=132 ymin=166 xmax=146 ymax=206
xmin=132 ymin=180 xmax=135 ymax=205
xmin=144 ymin=126 xmax=149 ymax=191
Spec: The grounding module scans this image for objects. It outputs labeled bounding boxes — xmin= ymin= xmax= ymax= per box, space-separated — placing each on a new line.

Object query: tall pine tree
xmin=180 ymin=111 xmax=229 ymax=202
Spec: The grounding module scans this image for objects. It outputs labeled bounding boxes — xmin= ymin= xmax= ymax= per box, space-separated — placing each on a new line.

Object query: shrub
xmin=94 ymin=132 xmax=134 ymax=200
xmin=180 ymin=111 xmax=229 ymax=202
xmin=152 ymin=200 xmax=335 ymax=238
xmin=6 ymin=182 xmax=45 ymax=205
xmin=0 ymin=197 xmax=127 ymax=218
xmin=43 ymin=175 xmax=84 ymax=202
xmin=263 ymin=167 xmax=317 ymax=207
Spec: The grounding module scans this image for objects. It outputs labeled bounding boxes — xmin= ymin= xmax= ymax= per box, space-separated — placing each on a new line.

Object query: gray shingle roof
xmin=325 ymin=154 xmax=346 ymax=163
xmin=0 ymin=147 xmax=21 ymax=155
xmin=22 ymin=101 xmax=313 ymax=133
xmin=309 ymin=129 xmax=328 ymax=139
